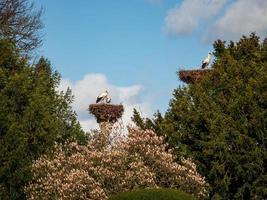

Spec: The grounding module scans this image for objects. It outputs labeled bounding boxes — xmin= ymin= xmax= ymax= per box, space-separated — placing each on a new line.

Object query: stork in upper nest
xmin=201 ymin=52 xmax=212 ymax=69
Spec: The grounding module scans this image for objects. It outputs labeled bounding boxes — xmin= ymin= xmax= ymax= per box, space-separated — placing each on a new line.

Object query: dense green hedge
xmin=108 ymin=188 xmax=196 ymax=200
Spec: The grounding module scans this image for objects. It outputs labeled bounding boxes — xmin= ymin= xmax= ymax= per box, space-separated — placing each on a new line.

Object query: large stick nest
xmin=178 ymin=69 xmax=211 ymax=84
xmin=89 ymin=104 xmax=124 ymax=123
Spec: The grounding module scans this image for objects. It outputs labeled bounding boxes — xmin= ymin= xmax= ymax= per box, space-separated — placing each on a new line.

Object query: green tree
xmin=132 ymin=108 xmax=163 ymax=134
xmin=162 ymin=33 xmax=267 ymax=199
xmin=0 ymin=40 xmax=85 ymax=199
xmin=131 ymin=108 xmax=146 ymax=129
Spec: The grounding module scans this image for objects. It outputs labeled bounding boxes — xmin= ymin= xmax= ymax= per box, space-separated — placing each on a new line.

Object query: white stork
xmin=96 ymin=90 xmax=111 ymax=103
xmin=201 ymin=52 xmax=212 ymax=69
xmin=106 ymin=96 xmax=111 ymax=103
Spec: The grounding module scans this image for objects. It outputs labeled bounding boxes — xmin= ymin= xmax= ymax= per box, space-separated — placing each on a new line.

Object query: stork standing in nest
xmin=201 ymin=52 xmax=212 ymax=69
xmin=96 ymin=90 xmax=111 ymax=103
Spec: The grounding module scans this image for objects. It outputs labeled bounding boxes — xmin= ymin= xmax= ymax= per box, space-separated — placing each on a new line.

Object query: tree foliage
xmin=0 ymin=40 xmax=85 ymax=199
xmin=132 ymin=108 xmax=163 ymax=134
xmin=108 ymin=188 xmax=196 ymax=200
xmin=0 ymin=0 xmax=43 ymax=55
xmin=160 ymin=33 xmax=267 ymax=199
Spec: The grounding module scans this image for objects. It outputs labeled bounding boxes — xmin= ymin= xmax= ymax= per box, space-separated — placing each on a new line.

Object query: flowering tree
xmin=25 ymin=128 xmax=207 ymax=199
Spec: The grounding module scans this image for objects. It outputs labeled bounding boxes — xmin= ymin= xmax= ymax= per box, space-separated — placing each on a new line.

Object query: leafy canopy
xmin=0 ymin=40 xmax=85 ymax=199
xmin=108 ymin=188 xmax=196 ymax=200
xmin=133 ymin=33 xmax=267 ymax=199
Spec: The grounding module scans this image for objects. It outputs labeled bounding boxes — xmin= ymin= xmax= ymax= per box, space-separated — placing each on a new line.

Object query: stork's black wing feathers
xmin=96 ymin=97 xmax=102 ymax=103
xmin=202 ymin=62 xmax=207 ymax=69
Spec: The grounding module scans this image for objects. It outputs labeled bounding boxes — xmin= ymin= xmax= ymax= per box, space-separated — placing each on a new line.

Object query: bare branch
xmin=0 ymin=0 xmax=43 ymax=55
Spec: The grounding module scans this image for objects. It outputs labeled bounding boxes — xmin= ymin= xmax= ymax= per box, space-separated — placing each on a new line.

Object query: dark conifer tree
xmin=0 ymin=40 xmax=85 ymax=199
xmin=162 ymin=33 xmax=267 ymax=199
xmin=132 ymin=33 xmax=267 ymax=199
xmin=132 ymin=108 xmax=163 ymax=135
xmin=131 ymin=108 xmax=146 ymax=130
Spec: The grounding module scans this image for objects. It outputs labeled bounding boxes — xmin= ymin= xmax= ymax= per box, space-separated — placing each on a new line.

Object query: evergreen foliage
xmin=161 ymin=33 xmax=267 ymax=199
xmin=108 ymin=188 xmax=196 ymax=200
xmin=132 ymin=33 xmax=267 ymax=199
xmin=132 ymin=108 xmax=163 ymax=134
xmin=0 ymin=40 xmax=85 ymax=199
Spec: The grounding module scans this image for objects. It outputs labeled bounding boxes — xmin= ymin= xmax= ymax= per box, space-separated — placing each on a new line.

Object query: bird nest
xmin=178 ymin=69 xmax=211 ymax=84
xmin=89 ymin=104 xmax=124 ymax=123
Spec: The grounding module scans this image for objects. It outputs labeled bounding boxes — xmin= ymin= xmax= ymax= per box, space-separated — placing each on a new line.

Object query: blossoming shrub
xmin=25 ymin=128 xmax=207 ymax=199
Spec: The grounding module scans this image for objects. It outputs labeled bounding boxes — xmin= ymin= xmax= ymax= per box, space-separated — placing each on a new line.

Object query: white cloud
xmin=205 ymin=0 xmax=267 ymax=41
xmin=164 ymin=0 xmax=267 ymax=41
xmin=164 ymin=0 xmax=227 ymax=36
xmin=58 ymin=73 xmax=152 ymax=132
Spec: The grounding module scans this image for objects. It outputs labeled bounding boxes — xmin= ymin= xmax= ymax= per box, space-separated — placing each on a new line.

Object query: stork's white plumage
xmin=106 ymin=96 xmax=111 ymax=103
xmin=96 ymin=90 xmax=109 ymax=103
xmin=201 ymin=52 xmax=212 ymax=69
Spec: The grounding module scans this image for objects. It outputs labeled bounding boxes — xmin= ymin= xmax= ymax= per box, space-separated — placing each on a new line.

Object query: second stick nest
xmin=178 ymin=69 xmax=211 ymax=84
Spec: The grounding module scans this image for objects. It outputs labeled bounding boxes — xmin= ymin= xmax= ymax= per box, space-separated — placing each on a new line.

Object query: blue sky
xmin=34 ymin=0 xmax=267 ymax=131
